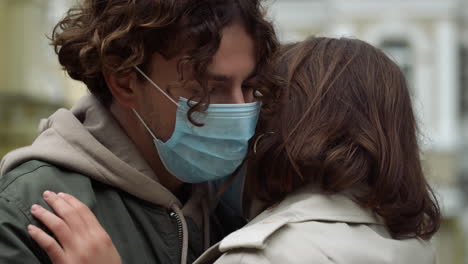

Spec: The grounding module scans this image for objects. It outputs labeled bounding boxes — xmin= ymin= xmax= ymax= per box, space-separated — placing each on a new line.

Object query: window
xmin=380 ymin=39 xmax=414 ymax=90
xmin=460 ymin=45 xmax=468 ymax=116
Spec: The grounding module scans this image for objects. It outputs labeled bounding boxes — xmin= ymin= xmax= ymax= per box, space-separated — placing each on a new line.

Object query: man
xmin=0 ymin=0 xmax=279 ymax=263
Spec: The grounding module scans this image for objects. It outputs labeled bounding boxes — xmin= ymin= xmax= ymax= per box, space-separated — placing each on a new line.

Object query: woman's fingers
xmin=30 ymin=204 xmax=73 ymax=246
xmin=29 ymin=192 xmax=123 ymax=264
xmin=42 ymin=191 xmax=87 ymax=234
xmin=27 ymin=224 xmax=65 ymax=264
xmin=57 ymin=193 xmax=112 ymax=247
xmin=57 ymin=193 xmax=100 ymax=226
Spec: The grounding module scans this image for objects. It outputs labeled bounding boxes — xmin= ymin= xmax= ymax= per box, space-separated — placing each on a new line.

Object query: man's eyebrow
xmin=205 ymin=70 xmax=258 ymax=83
xmin=206 ymin=72 xmax=232 ymax=82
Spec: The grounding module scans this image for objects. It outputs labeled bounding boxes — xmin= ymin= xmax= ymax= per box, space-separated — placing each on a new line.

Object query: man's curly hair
xmin=52 ymin=0 xmax=280 ymax=118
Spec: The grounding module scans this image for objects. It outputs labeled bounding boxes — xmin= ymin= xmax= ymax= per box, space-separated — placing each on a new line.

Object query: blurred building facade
xmin=268 ymin=0 xmax=468 ymax=263
xmin=460 ymin=0 xmax=468 ymax=262
xmin=0 ymin=0 xmax=86 ymax=156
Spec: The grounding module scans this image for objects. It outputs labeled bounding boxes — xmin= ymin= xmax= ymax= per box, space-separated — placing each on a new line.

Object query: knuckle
xmin=87 ymin=242 xmax=102 ymax=256
xmin=59 ymin=207 xmax=74 ymax=219
xmin=76 ymin=203 xmax=89 ymax=214
xmin=50 ymin=221 xmax=66 ymax=233
xmin=78 ymin=253 xmax=90 ymax=263
xmin=43 ymin=240 xmax=57 ymax=253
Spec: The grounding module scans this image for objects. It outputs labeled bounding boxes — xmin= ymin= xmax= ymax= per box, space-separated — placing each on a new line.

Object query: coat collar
xmin=248 ymin=184 xmax=383 ymax=227
xmin=214 ymin=185 xmax=384 ymax=253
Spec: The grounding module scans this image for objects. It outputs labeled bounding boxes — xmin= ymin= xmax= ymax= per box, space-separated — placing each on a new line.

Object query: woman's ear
xmin=103 ymin=69 xmax=138 ymax=109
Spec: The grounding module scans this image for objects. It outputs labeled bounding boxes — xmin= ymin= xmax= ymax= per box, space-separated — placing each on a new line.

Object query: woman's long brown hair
xmin=247 ymin=37 xmax=441 ymax=240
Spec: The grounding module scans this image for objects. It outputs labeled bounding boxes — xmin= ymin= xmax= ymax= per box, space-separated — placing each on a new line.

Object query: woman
xmin=27 ymin=37 xmax=440 ymax=263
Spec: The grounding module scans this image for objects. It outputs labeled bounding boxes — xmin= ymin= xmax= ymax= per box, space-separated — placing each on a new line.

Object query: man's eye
xmin=189 ymin=82 xmax=218 ymax=95
xmin=184 ymin=81 xmax=203 ymax=93
xmin=207 ymin=84 xmax=221 ymax=94
xmin=242 ymin=83 xmax=253 ymax=91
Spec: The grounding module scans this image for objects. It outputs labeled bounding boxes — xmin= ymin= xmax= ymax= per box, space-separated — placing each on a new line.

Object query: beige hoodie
xmin=0 ymin=94 xmax=211 ymax=264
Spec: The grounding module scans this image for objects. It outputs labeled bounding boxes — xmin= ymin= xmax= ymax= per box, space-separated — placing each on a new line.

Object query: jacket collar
xmin=210 ymin=185 xmax=384 ymax=254
xmin=248 ymin=184 xmax=383 ymax=226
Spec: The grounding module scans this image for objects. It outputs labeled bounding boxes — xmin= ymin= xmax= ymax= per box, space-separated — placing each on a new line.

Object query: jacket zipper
xmin=170 ymin=211 xmax=184 ymax=263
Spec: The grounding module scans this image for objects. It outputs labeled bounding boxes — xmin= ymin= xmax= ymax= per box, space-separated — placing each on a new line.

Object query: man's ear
xmin=103 ymin=69 xmax=138 ymax=109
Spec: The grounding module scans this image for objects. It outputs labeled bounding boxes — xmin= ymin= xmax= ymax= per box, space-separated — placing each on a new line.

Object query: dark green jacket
xmin=0 ymin=160 xmax=205 ymax=264
xmin=0 ymin=96 xmax=246 ymax=264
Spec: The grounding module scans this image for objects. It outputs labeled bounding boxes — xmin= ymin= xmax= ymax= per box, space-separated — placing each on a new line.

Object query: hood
xmin=1 ymin=94 xmax=187 ymax=209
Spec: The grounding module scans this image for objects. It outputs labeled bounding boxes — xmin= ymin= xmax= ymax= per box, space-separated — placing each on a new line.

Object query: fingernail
xmin=31 ymin=204 xmax=40 ymax=212
xmin=58 ymin=192 xmax=66 ymax=198
xmin=27 ymin=225 xmax=35 ymax=232
xmin=43 ymin=191 xmax=56 ymax=199
xmin=43 ymin=191 xmax=51 ymax=199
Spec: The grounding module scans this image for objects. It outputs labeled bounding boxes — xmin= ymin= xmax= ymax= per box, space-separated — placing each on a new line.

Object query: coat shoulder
xmin=264 ymin=221 xmax=435 ymax=264
xmin=216 ymin=218 xmax=434 ymax=264
xmin=0 ymin=160 xmax=95 ymax=218
xmin=214 ymin=218 xmax=334 ymax=264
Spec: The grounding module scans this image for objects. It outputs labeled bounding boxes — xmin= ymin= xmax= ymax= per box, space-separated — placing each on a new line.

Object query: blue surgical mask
xmin=132 ymin=66 xmax=260 ymax=183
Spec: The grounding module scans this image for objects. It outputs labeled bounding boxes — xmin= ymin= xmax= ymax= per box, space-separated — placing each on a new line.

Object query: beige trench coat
xmin=195 ymin=186 xmax=435 ymax=264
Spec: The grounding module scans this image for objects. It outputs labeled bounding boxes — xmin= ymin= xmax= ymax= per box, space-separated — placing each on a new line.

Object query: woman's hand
xmin=28 ymin=191 xmax=122 ymax=264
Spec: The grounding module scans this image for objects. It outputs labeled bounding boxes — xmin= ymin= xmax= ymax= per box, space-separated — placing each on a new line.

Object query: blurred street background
xmin=1 ymin=0 xmax=467 ymax=263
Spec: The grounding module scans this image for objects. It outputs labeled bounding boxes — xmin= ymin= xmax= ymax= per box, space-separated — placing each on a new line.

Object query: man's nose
xmin=227 ymin=85 xmax=246 ymax=104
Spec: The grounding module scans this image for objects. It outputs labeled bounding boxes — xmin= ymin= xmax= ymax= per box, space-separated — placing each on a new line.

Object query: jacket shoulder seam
xmin=0 ymin=163 xmax=54 ymax=194
xmin=0 ymin=193 xmax=34 ymax=223
xmin=0 ymin=191 xmax=51 ymax=261
xmin=0 ymin=163 xmax=54 ymax=219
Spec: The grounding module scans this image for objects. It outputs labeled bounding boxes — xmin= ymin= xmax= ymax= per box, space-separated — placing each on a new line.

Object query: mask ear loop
xmin=132 ymin=66 xmax=180 ymax=142
xmin=133 ymin=66 xmax=181 ymax=107
xmin=132 ymin=109 xmax=159 ymax=141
